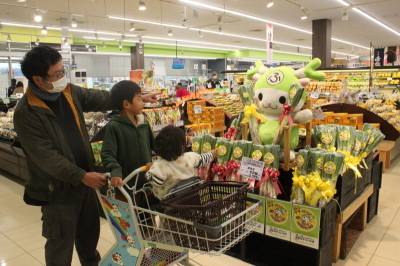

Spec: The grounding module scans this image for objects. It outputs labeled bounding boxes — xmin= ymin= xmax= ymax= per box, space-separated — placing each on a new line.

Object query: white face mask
xmin=43 ymin=76 xmax=68 ymax=93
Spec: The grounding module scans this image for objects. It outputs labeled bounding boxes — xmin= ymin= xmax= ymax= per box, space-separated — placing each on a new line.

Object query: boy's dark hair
xmin=20 ymin=46 xmax=62 ymax=83
xmin=154 ymin=125 xmax=185 ymax=161
xmin=16 ymin=81 xmax=23 ymax=87
xmin=11 ymin=79 xmax=16 ymax=85
xmin=110 ymin=80 xmax=142 ymax=111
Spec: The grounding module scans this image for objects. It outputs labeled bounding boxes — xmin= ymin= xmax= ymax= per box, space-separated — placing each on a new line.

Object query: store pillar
xmin=312 ymin=19 xmax=332 ymax=69
xmin=131 ymin=43 xmax=144 ymax=70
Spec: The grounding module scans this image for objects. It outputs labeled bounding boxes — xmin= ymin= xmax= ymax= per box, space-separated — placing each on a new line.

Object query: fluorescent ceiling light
xmin=267 ymin=1 xmax=274 ymax=8
xmin=130 ymin=22 xmax=135 ymax=31
xmin=179 ymin=0 xmax=312 ymax=34
xmin=83 ymin=36 xmax=116 ymax=41
xmin=41 ymin=26 xmax=47 ymax=34
xmin=168 ymin=29 xmax=173 ymax=36
xmin=70 ymin=28 xmax=136 ymax=37
xmin=108 ymin=16 xmax=185 ymax=29
xmin=123 ymin=40 xmax=236 ymax=51
xmin=274 ymin=51 xmax=311 ymax=57
xmin=353 ymin=8 xmax=400 ymax=36
xmin=331 ymin=38 xmax=369 ymax=50
xmin=145 ymin=54 xmax=216 ymax=60
xmin=337 ymin=0 xmax=400 ymax=36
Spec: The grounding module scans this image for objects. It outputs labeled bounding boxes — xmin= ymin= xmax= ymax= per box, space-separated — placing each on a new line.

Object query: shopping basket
xmin=161 ymin=181 xmax=249 ymax=250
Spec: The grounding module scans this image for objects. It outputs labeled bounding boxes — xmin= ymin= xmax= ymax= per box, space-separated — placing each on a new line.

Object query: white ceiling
xmin=1 ymin=0 xmax=400 ymax=59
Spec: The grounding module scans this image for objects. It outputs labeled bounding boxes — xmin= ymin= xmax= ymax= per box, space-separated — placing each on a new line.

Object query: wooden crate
xmin=367 ymin=189 xmax=380 ymax=223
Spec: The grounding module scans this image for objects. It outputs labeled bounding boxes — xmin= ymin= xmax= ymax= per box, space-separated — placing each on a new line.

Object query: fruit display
xmin=389 ymin=79 xmax=400 ymax=85
xmin=393 ymin=72 xmax=400 ymax=78
xmin=306 ymin=81 xmax=341 ymax=92
xmin=212 ymin=95 xmax=244 ymax=116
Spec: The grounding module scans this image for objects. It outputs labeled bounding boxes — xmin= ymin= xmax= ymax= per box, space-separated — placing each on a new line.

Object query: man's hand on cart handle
xmin=81 ymin=172 xmax=107 ymax=189
xmin=210 ymin=149 xmax=218 ymax=158
xmin=142 ymin=92 xmax=162 ymax=103
xmin=111 ymin=176 xmax=123 ymax=187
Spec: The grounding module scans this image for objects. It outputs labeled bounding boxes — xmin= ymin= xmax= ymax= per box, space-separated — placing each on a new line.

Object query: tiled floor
xmin=0 ymin=155 xmax=399 ymax=266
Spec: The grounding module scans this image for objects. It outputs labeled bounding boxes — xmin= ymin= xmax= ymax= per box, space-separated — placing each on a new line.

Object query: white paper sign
xmin=194 ymin=64 xmax=198 ymax=70
xmin=238 ymin=157 xmax=265 ymax=180
xmin=312 ymin=108 xmax=325 ymax=120
xmin=3 ymin=99 xmax=10 ymax=104
xmin=201 ymin=64 xmax=206 ymax=70
xmin=310 ymin=92 xmax=320 ymax=99
xmin=194 ymin=105 xmax=203 ymax=114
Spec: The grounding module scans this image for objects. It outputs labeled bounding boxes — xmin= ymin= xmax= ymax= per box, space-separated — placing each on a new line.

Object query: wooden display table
xmin=376 ymin=140 xmax=395 ymax=172
xmin=210 ymin=126 xmax=226 ymax=137
xmin=332 ymin=184 xmax=374 ymax=263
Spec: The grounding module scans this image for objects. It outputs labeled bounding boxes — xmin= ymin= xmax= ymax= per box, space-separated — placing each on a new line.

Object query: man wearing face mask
xmin=13 ymin=46 xmax=159 ymax=266
xmin=206 ymin=71 xmax=221 ymax=89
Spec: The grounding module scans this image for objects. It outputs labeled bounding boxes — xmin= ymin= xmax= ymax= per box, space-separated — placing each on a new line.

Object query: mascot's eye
xmin=258 ymin=93 xmax=263 ymax=101
xmin=279 ymin=96 xmax=286 ymax=104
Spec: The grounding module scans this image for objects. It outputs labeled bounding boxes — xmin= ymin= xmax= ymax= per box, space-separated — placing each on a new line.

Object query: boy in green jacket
xmin=101 ymin=80 xmax=155 ymax=189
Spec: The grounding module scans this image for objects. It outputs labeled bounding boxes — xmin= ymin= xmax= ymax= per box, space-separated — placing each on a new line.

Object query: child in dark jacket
xmin=101 ymin=80 xmax=155 ymax=189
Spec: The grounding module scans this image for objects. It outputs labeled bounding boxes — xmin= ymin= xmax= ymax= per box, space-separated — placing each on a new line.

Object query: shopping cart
xmin=96 ymin=166 xmax=261 ymax=266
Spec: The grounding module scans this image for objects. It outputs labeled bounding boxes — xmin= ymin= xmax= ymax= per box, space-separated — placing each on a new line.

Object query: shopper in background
xmin=12 ymin=81 xmax=24 ymax=96
xmin=146 ymin=125 xmax=217 ymax=199
xmin=206 ymin=71 xmax=221 ymax=89
xmin=7 ymin=78 xmax=16 ymax=97
xmin=175 ymin=84 xmax=190 ymax=98
xmin=13 ymin=46 xmax=159 ymax=266
xmin=101 ymin=80 xmax=155 ymax=189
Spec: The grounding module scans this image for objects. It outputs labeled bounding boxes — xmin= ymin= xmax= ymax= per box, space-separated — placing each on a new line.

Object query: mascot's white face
xmin=255 ymin=87 xmax=305 ymax=119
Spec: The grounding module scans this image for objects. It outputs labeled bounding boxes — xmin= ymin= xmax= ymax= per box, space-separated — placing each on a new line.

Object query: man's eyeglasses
xmin=46 ymin=66 xmax=67 ymax=79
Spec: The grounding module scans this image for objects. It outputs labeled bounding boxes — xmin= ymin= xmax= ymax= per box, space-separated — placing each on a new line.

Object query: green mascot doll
xmin=247 ymin=58 xmax=326 ymax=161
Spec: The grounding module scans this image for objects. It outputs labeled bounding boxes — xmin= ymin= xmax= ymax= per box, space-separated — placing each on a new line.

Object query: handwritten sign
xmin=194 ymin=105 xmax=203 ymax=114
xmin=238 ymin=157 xmax=265 ymax=180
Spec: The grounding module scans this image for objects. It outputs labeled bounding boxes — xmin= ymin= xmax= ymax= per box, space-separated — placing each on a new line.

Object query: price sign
xmin=174 ymin=120 xmax=184 ymax=127
xmin=312 ymin=107 xmax=325 ymax=120
xmin=201 ymin=64 xmax=206 ymax=70
xmin=238 ymin=157 xmax=265 ymax=180
xmin=3 ymin=99 xmax=10 ymax=104
xmin=310 ymin=92 xmax=320 ymax=99
xmin=194 ymin=64 xmax=198 ymax=70
xmin=194 ymin=105 xmax=203 ymax=114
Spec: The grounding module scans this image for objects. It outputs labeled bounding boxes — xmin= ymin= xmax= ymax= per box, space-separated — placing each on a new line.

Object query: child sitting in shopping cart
xmin=146 ymin=125 xmax=217 ymax=199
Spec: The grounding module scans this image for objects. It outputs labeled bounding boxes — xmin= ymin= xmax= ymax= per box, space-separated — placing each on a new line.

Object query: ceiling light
xmin=17 ymin=0 xmax=26 ymax=2
xmin=267 ymin=1 xmax=274 ymax=8
xmin=119 ymin=42 xmax=122 ymax=49
xmin=218 ymin=26 xmax=222 ymax=35
xmin=130 ymin=22 xmax=135 ymax=31
xmin=71 ymin=16 xmax=77 ymax=28
xmin=353 ymin=8 xmax=400 ymax=37
xmin=35 ymin=37 xmax=40 ymax=45
xmin=6 ymin=34 xmax=11 ymax=42
xmin=179 ymin=0 xmax=312 ymax=34
xmin=139 ymin=1 xmax=146 ymax=11
xmin=64 ymin=38 xmax=69 ymax=45
xmin=108 ymin=16 xmax=186 ymax=29
xmin=168 ymin=29 xmax=173 ymax=36
xmin=85 ymin=42 xmax=89 ymax=48
xmin=301 ymin=7 xmax=308 ymax=20
xmin=199 ymin=30 xmax=203 ymax=37
xmin=103 ymin=42 xmax=106 ymax=48
xmin=41 ymin=25 xmax=47 ymax=34
xmin=83 ymin=36 xmax=116 ymax=41
xmin=34 ymin=11 xmax=42 ymax=22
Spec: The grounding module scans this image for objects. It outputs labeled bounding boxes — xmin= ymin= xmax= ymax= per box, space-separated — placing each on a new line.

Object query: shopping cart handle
xmin=193 ymin=222 xmax=222 ymax=237
xmin=122 ymin=165 xmax=149 ymax=187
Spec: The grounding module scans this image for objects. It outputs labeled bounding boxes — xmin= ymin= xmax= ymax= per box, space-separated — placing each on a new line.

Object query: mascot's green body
xmin=247 ymin=59 xmax=326 ymax=155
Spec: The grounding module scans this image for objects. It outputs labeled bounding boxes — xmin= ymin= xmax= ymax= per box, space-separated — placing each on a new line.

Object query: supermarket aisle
xmin=0 ymin=156 xmax=399 ymax=266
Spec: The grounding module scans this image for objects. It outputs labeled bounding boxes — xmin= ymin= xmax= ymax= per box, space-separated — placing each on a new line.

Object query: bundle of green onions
xmin=336 ymin=125 xmax=356 ymax=153
xmin=296 ymin=149 xmax=310 ymax=176
xmin=191 ymin=136 xmax=202 ymax=154
xmin=351 ymin=130 xmax=370 ymax=158
xmin=256 ymin=145 xmax=281 ymax=198
xmin=313 ymin=124 xmax=337 ymax=151
xmin=212 ymin=138 xmax=233 ymax=181
xmin=362 ymin=128 xmax=385 ymax=155
xmin=238 ymin=85 xmax=263 ymax=145
xmin=226 ymin=141 xmax=251 ymax=182
xmin=199 ymin=134 xmax=217 ymax=180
